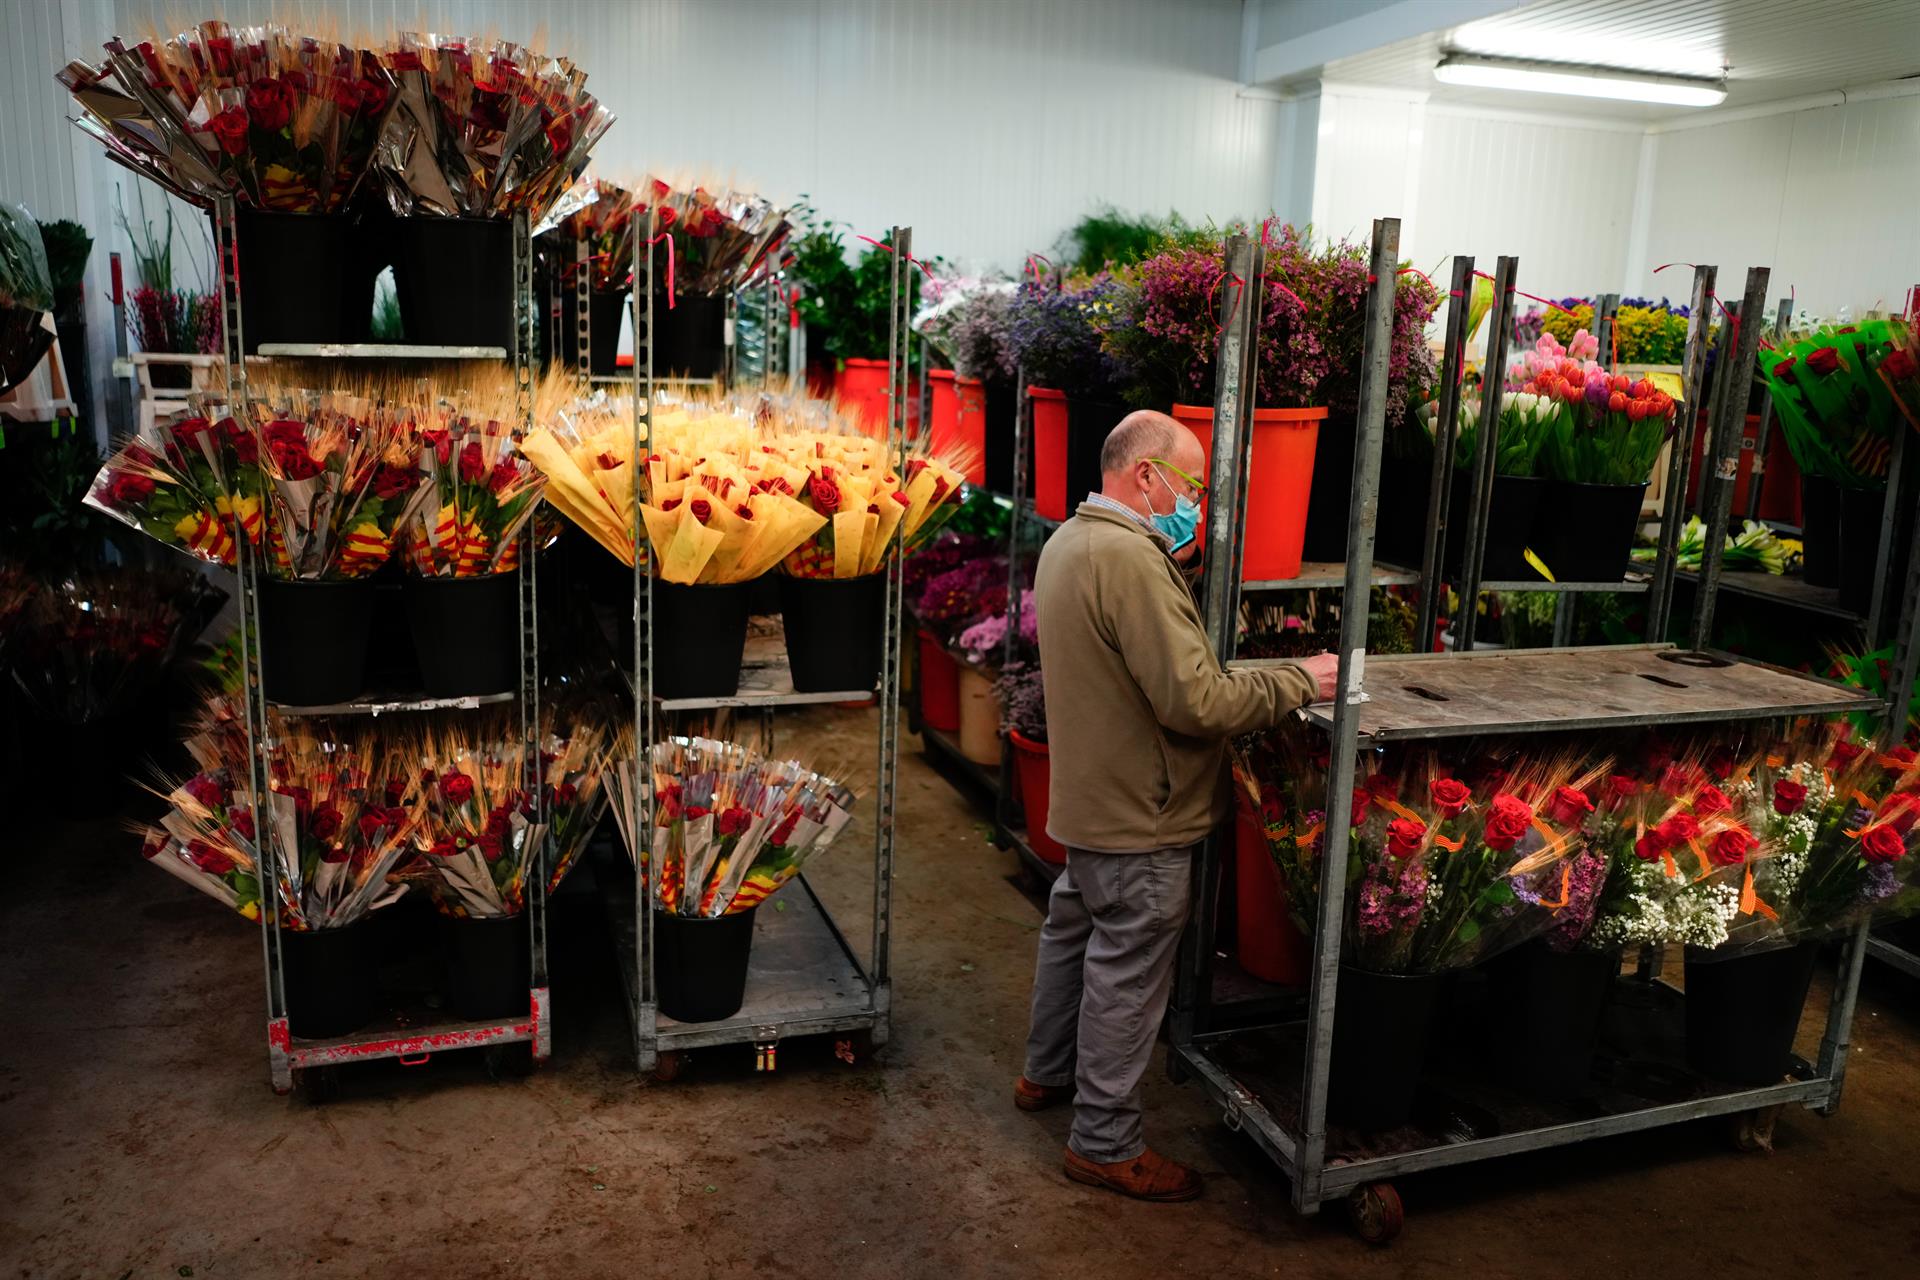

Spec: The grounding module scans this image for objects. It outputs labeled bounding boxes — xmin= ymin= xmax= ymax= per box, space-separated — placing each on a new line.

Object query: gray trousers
xmin=1023 ymin=845 xmax=1193 ymax=1163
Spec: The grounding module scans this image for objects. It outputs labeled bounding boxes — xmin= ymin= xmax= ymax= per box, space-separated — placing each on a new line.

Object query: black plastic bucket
xmin=258 ymin=576 xmax=375 ymax=706
xmin=443 ymin=914 xmax=531 ymax=1020
xmin=1799 ymin=475 xmax=1840 ymax=587
xmin=655 ymin=907 xmax=759 ymax=1022
xmin=1064 ymin=397 xmax=1125 ymax=515
xmin=778 ymin=572 xmax=886 ymax=693
xmin=234 ymin=210 xmax=369 ymax=351
xmin=1376 ymin=451 xmax=1437 ymax=569
xmin=1444 ymin=472 xmax=1548 ymax=581
xmin=1837 ymin=483 xmax=1889 ymax=614
xmin=282 ymin=921 xmax=379 ymax=1039
xmin=651 ymin=291 xmax=727 ymax=378
xmin=1302 ymin=410 xmax=1356 ymax=562
xmin=1683 ymin=941 xmax=1818 ymax=1085
xmin=589 ymin=288 xmax=630 ymax=375
xmin=392 ymin=217 xmax=514 ymax=349
xmin=1488 ymin=942 xmax=1618 ymax=1100
xmin=984 ymin=377 xmax=1017 ymax=495
xmin=1534 ymin=480 xmax=1647 ymax=583
xmin=403 ymin=571 xmax=520 ymax=698
xmin=1329 ymin=965 xmax=1444 ymax=1131
xmin=649 ymin=579 xmax=751 ymax=699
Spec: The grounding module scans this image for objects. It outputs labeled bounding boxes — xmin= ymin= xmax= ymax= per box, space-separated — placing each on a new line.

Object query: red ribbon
xmin=1213 ymin=272 xmax=1246 ymax=334
xmin=856 ymin=233 xmax=933 ymax=278
xmin=641 ymin=231 xmax=677 ymax=310
xmin=788 ymin=286 xmax=802 ymax=331
xmin=1472 ymin=270 xmax=1575 ymax=317
xmin=1023 ymin=252 xmax=1053 ymax=281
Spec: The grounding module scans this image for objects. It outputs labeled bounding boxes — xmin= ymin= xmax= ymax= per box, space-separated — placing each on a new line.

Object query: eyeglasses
xmin=1146 ymin=457 xmax=1206 ymax=501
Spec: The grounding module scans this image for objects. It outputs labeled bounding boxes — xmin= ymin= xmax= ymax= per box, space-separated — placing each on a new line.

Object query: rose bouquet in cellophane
xmin=635 ymin=176 xmax=791 ymax=297
xmin=58 ymin=21 xmax=394 ymax=211
xmin=85 ymin=400 xmax=259 ymax=566
xmin=255 ymin=388 xmax=429 ymax=579
xmin=407 ymin=398 xmax=546 ymax=577
xmin=1759 ymin=318 xmax=1918 ymax=489
xmin=559 ymin=177 xmax=638 ymax=293
xmin=607 ymin=735 xmax=856 ymax=917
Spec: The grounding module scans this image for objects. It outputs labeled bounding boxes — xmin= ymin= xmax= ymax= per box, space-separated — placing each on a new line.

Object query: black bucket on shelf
xmin=282 ymin=921 xmax=379 ymax=1039
xmin=655 ymin=906 xmax=759 ymax=1022
xmin=1836 ymin=483 xmax=1891 ymax=615
xmin=443 ymin=914 xmax=531 ymax=1020
xmin=984 ymin=377 xmax=1017 ymax=495
xmin=234 ymin=210 xmax=370 ymax=350
xmin=1443 ymin=472 xmax=1548 ymax=581
xmin=258 ymin=576 xmax=375 ymax=706
xmin=392 ymin=216 xmax=514 ymax=349
xmin=1799 ymin=475 xmax=1841 ymax=587
xmin=778 ymin=572 xmax=886 ymax=693
xmin=1329 ymin=964 xmax=1444 ymax=1132
xmin=589 ymin=288 xmax=630 ymax=375
xmin=1302 ymin=410 xmax=1356 ymax=562
xmin=1488 ymin=942 xmax=1619 ymax=1100
xmin=1376 ymin=451 xmax=1438 ymax=569
xmin=652 ymin=290 xmax=728 ymax=378
xmin=648 ymin=579 xmax=752 ymax=699
xmin=1534 ymin=480 xmax=1647 ymax=583
xmin=1064 ymin=397 xmax=1125 ymax=514
xmin=403 ymin=571 xmax=520 ymax=698
xmin=1683 ymin=941 xmax=1818 ymax=1086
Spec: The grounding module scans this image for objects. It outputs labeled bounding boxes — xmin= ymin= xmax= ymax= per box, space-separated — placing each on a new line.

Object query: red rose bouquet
xmin=85 ymin=401 xmax=261 ymax=566
xmin=1759 ymin=317 xmax=1915 ymax=489
xmin=256 ymin=390 xmax=428 ymax=579
xmin=406 ymin=400 xmax=545 ymax=577
xmin=560 ymin=178 xmax=639 ymax=293
xmin=634 ymin=176 xmax=791 ymax=297
xmin=262 ymin=727 xmax=421 ymax=930
xmin=58 ymin=21 xmax=394 ymax=212
xmin=608 ymin=734 xmax=857 ymax=917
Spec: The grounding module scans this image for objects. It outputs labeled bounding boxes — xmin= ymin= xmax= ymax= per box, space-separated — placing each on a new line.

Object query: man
xmin=1016 ymin=410 xmax=1338 ymax=1203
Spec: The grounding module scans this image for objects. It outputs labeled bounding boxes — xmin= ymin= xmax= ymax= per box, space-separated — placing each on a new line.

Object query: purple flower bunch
xmin=1006 ymin=275 xmax=1136 ymax=400
xmin=1355 ymin=858 xmax=1428 ymax=942
xmin=916 ymin=555 xmax=1011 ymax=632
xmin=994 ymin=658 xmax=1047 ymax=742
xmin=948 ymin=289 xmax=1019 ymax=383
xmin=904 ymin=531 xmax=992 ymax=600
xmin=1541 ymin=848 xmax=1610 ymax=953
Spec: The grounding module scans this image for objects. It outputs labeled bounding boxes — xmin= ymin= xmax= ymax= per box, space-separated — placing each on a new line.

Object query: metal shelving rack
xmin=211 ymin=197 xmax=549 ymax=1095
xmin=1165 ymin=218 xmax=1905 ymax=1237
xmin=605 ymin=222 xmax=908 ymax=1078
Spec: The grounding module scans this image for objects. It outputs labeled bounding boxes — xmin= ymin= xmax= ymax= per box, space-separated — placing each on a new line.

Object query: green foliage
xmin=370 ymin=274 xmax=403 ymax=341
xmin=1827 ymin=646 xmax=1919 ymax=745
xmin=0 ymin=203 xmax=53 ymax=311
xmin=1057 ymin=206 xmax=1194 ymax=273
xmin=115 ymin=184 xmax=174 ymax=293
xmin=36 ymin=220 xmax=92 ymax=295
xmin=942 ymin=488 xmax=1012 ymax=541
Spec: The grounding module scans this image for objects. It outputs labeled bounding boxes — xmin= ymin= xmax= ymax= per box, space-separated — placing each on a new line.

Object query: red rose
xmin=718 ymin=806 xmax=752 ymax=837
xmin=1771 ymin=356 xmax=1796 ymax=378
xmin=209 ymin=105 xmax=249 ymax=155
xmin=355 ymin=76 xmax=389 ymax=116
xmin=1547 ymin=785 xmax=1595 ymax=825
xmin=1633 ymin=834 xmax=1665 ymax=862
xmin=893 ymin=490 xmax=911 ymax=506
xmin=357 ymin=810 xmax=389 ymax=841
xmin=596 ymin=452 xmax=620 ymax=471
xmin=186 ymin=838 xmax=236 ymax=876
xmin=1604 ymin=774 xmax=1640 ymax=808
xmin=1709 ymin=826 xmax=1756 ymax=867
xmin=1386 ymin=816 xmax=1426 ymax=860
xmin=809 ymin=474 xmax=841 ymax=514
xmin=1772 ymin=779 xmax=1808 ymax=815
xmin=1805 ymin=346 xmax=1841 ymax=376
xmin=1884 ymin=349 xmax=1919 ymax=380
xmin=479 ymin=832 xmax=505 ymax=862
xmin=1658 ymin=763 xmax=1696 ymax=796
xmin=428 ymin=836 xmax=459 ymax=858
xmin=661 ymin=497 xmax=682 ymax=512
xmin=246 ymin=76 xmax=292 ymax=132
xmin=318 ymin=842 xmax=351 ymax=865
xmin=1885 ymin=792 xmax=1920 ymax=835
xmin=458 ymin=441 xmax=486 ymax=483
xmin=373 ymin=463 xmax=418 ymax=499
xmin=1483 ymin=794 xmax=1533 ymax=852
xmin=1693 ymin=785 xmax=1732 ymax=817
xmin=1429 ymin=777 xmax=1471 ymax=817
xmin=442 ymin=772 xmax=474 ymax=804
xmin=224 ymin=419 xmax=258 ymax=464
xmin=183 ymin=773 xmax=227 ymax=809
xmin=308 ymin=806 xmax=343 ymax=840
xmin=686 ymin=804 xmax=712 ymax=821
xmin=770 ymin=810 xmax=801 ymax=846
xmin=104 ymin=471 xmax=156 ymax=507
xmin=690 ymin=498 xmax=712 ymax=523
xmin=485 ymin=460 xmax=517 ymax=495
xmin=486 ymin=807 xmax=512 ymax=838
xmin=1860 ymin=825 xmax=1905 ymax=864
xmin=1363 ymin=773 xmax=1399 ymax=801
xmin=1350 ymin=790 xmax=1371 ymax=831
xmin=1830 ymin=739 xmax=1865 ymax=769
xmin=736 ymin=504 xmax=754 ymax=520
xmin=1655 ymin=812 xmax=1699 ymax=846
xmin=1883 ymin=745 xmax=1917 ymax=777
xmin=268 ymin=437 xmax=320 ymax=480
xmin=1705 ymin=747 xmax=1736 ymax=780
xmin=229 ymin=809 xmax=255 ymax=841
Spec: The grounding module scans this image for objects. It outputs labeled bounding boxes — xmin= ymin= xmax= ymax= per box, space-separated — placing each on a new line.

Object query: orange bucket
xmin=928 ymin=370 xmax=960 ymax=462
xmin=1030 ymin=387 xmax=1070 ymax=520
xmin=1232 ymin=789 xmax=1309 ymax=985
xmin=835 ymin=358 xmax=891 ymax=434
xmin=1170 ymin=403 xmax=1322 ymax=580
xmin=954 ymin=376 xmax=988 ymax=486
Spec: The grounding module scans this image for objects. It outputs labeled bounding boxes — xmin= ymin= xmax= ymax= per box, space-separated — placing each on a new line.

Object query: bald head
xmin=1100 ymin=410 xmax=1206 ymax=486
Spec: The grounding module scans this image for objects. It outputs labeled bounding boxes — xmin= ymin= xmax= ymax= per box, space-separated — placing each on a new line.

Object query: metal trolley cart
xmin=206 ymin=197 xmax=551 ymax=1097
xmin=602 ymin=223 xmax=912 ymax=1080
xmin=1164 ymin=216 xmax=1911 ymax=1241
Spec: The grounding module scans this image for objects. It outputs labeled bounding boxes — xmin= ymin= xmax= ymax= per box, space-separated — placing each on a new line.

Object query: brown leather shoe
xmin=1014 ymin=1076 xmax=1071 ymax=1112
xmin=1063 ymin=1146 xmax=1203 ymax=1202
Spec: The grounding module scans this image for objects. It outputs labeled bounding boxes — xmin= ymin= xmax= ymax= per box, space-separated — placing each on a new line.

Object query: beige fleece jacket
xmin=1033 ymin=502 xmax=1320 ymax=853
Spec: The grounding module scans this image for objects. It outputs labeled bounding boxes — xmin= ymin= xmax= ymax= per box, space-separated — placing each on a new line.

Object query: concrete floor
xmin=4 ymin=703 xmax=1920 ymax=1278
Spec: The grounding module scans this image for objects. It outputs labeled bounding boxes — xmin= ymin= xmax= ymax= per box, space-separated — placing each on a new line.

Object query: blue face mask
xmin=1146 ymin=468 xmax=1202 ymax=552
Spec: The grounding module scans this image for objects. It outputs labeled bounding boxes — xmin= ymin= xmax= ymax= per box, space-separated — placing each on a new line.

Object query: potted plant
xmin=1759 ymin=319 xmax=1918 ymax=606
xmin=914 ymin=275 xmax=1018 ymax=488
xmin=995 ymin=656 xmax=1064 ymax=863
xmin=904 ymin=533 xmax=994 ymax=733
xmin=0 ymin=202 xmax=57 ymax=393
xmin=1007 ymin=273 xmax=1137 ymax=519
xmin=1518 ymin=328 xmax=1678 ymax=583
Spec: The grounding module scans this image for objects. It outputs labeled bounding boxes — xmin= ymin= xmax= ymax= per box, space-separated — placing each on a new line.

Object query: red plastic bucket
xmin=1031 ymin=386 xmax=1070 ymax=520
xmin=916 ymin=629 xmax=960 ymax=732
xmin=929 ymin=370 xmax=960 ymax=464
xmin=1171 ymin=403 xmax=1322 ymax=580
xmin=835 ymin=357 xmax=891 ymax=434
xmin=1232 ymin=789 xmax=1309 ymax=985
xmin=954 ymin=376 xmax=988 ymax=486
xmin=1009 ymin=730 xmax=1067 ymax=864
xmin=1686 ymin=411 xmax=1801 ymax=524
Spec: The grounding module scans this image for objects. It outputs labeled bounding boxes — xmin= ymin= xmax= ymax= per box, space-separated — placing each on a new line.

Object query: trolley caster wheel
xmin=1347 ymin=1183 xmax=1404 ymax=1245
xmin=1730 ymin=1106 xmax=1780 ymax=1153
xmin=652 ymin=1050 xmax=688 ymax=1083
xmin=295 ymin=1065 xmax=341 ymax=1105
xmin=485 ymin=1043 xmax=536 ymax=1079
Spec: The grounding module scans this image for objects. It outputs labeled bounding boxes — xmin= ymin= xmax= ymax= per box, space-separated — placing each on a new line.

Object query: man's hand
xmin=1297 ymin=651 xmax=1340 ymax=703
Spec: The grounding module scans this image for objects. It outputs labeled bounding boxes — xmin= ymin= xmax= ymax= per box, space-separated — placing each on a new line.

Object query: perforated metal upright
xmin=209 ymin=196 xmax=549 ymax=1095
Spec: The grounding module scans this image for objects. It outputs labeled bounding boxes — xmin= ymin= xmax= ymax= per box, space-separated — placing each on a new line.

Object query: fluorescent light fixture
xmin=1435 ymin=53 xmax=1727 ymax=107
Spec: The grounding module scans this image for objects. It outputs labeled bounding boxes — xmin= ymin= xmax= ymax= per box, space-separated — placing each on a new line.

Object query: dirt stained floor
xmin=3 ymin=704 xmax=1919 ymax=1279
